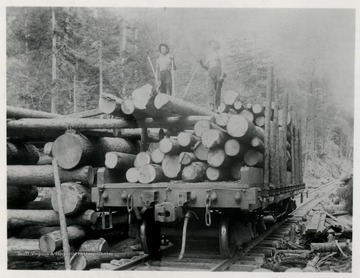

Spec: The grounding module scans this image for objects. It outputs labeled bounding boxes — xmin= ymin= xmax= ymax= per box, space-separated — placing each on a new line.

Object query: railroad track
xmin=108 ymin=180 xmax=338 ymax=272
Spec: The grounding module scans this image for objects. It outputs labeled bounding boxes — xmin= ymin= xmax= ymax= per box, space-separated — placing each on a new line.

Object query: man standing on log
xmin=199 ymin=40 xmax=226 ymax=111
xmin=156 ymin=44 xmax=176 ymax=95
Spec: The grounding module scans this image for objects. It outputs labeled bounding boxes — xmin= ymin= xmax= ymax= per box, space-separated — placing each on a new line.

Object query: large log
xmin=99 ymin=93 xmax=130 ymax=119
xmin=224 ymin=139 xmax=248 ymax=157
xmin=51 ymin=183 xmax=92 ymax=216
xmin=137 ymin=116 xmax=213 ymax=130
xmin=113 ymin=128 xmax=165 ymax=142
xmin=159 ymin=137 xmax=180 ymax=155
xmin=177 ymin=132 xmax=198 ymax=148
xmin=7 ymin=185 xmax=38 ymax=206
xmin=52 ymin=133 xmax=138 ymax=169
xmin=193 ymin=142 xmax=210 ymax=161
xmin=7 ymin=165 xmax=95 ymax=187
xmin=125 ymin=167 xmax=139 ymax=183
xmin=133 ymin=152 xmax=152 ymax=167
xmin=162 ymin=155 xmax=182 ymax=179
xmin=105 ymin=152 xmax=136 ymax=170
xmin=154 ymin=93 xmax=216 ymax=117
xmin=207 ymin=148 xmax=229 ymax=168
xmin=244 ymin=150 xmax=264 ymax=168
xmin=78 ymin=238 xmax=109 ymax=253
xmin=194 ymin=120 xmax=224 ymax=137
xmin=7 ymin=209 xmax=97 ymax=228
xmin=206 ymin=167 xmax=230 ymax=181
xmin=151 ymin=148 xmax=165 ymax=164
xmin=96 ymin=167 xmax=127 ymax=184
xmin=215 ymin=113 xmax=230 ymax=128
xmin=182 ymin=162 xmax=207 ymax=182
xmin=39 ymin=225 xmax=87 ymax=253
xmin=7 ymin=106 xmax=62 ymax=119
xmin=132 ymin=84 xmax=164 ymax=117
xmin=7 ymin=141 xmax=40 ymax=165
xmin=16 ymin=226 xmax=60 ymax=239
xmin=8 ymin=238 xmax=40 ymax=251
xmin=179 ymin=152 xmax=197 ymax=166
xmin=240 ymin=110 xmax=254 ymax=123
xmin=226 ymin=115 xmax=257 ymax=141
xmin=138 ymin=164 xmax=164 ymax=184
xmin=223 ymin=90 xmax=240 ymax=106
xmin=201 ymin=129 xmax=228 ymax=148
xmin=70 ymin=251 xmax=141 ymax=270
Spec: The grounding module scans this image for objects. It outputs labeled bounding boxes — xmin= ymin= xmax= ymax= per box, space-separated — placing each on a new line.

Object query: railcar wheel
xmin=140 ymin=213 xmax=161 ymax=256
xmin=219 ymin=215 xmax=236 ymax=258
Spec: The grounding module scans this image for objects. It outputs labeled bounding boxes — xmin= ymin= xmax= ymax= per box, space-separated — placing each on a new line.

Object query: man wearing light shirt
xmin=156 ymin=43 xmax=176 ymax=95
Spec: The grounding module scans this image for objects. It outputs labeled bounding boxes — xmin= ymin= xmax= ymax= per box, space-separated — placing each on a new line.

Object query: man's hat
xmin=209 ymin=40 xmax=220 ymax=50
xmin=159 ymin=43 xmax=170 ymax=53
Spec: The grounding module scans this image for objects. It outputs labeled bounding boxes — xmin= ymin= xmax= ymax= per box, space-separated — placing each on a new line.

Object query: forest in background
xmin=6 ymin=7 xmax=354 ymax=184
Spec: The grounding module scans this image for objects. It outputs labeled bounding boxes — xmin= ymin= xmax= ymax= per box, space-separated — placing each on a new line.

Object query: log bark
xmin=154 ymin=93 xmax=216 ymax=117
xmin=133 ymin=152 xmax=151 ymax=167
xmin=207 ymin=148 xmax=229 ymax=168
xmin=7 ymin=185 xmax=38 ymax=206
xmin=16 ymin=226 xmax=60 ymax=239
xmin=223 ymin=90 xmax=240 ymax=106
xmin=177 ymin=132 xmax=198 ymax=148
xmin=226 ymin=115 xmax=257 ymax=141
xmin=69 ymin=251 xmax=141 ymax=270
xmin=230 ymin=161 xmax=244 ymax=180
xmin=7 ymin=165 xmax=95 ymax=187
xmin=7 ymin=141 xmax=40 ymax=165
xmin=105 ymin=152 xmax=136 ymax=170
xmin=206 ymin=167 xmax=230 ymax=181
xmin=52 ymin=133 xmax=138 ymax=169
xmin=96 ymin=167 xmax=127 ymax=184
xmin=255 ymin=115 xmax=265 ymax=127
xmin=179 ymin=152 xmax=197 ymax=166
xmin=310 ymin=242 xmax=351 ymax=252
xmin=8 ymin=209 xmax=97 ymax=229
xmin=215 ymin=113 xmax=230 ymax=128
xmin=8 ymin=238 xmax=40 ymax=251
xmin=138 ymin=164 xmax=164 ymax=184
xmin=9 ymin=199 xmax=53 ymax=210
xmin=252 ymin=104 xmax=264 ymax=116
xmin=250 ymin=137 xmax=265 ymax=152
xmin=255 ymin=126 xmax=265 ymax=141
xmin=159 ymin=137 xmax=180 ymax=154
xmin=201 ymin=129 xmax=228 ymax=148
xmin=162 ymin=155 xmax=182 ymax=179
xmin=224 ymin=139 xmax=248 ymax=157
xmin=279 ymin=127 xmax=286 ymax=187
xmin=113 ymin=128 xmax=165 ymax=142
xmin=182 ymin=162 xmax=207 ymax=182
xmin=78 ymin=238 xmax=109 ymax=253
xmin=99 ymin=93 xmax=130 ymax=118
xmin=244 ymin=150 xmax=264 ymax=167
xmin=193 ymin=142 xmax=210 ymax=161
xmin=151 ymin=148 xmax=165 ymax=164
xmin=126 ymin=167 xmax=139 ymax=183
xmin=67 ymin=108 xmax=103 ymax=118
xmin=138 ymin=116 xmax=213 ymax=130
xmin=51 ymin=183 xmax=92 ymax=216
xmin=39 ymin=225 xmax=87 ymax=253
xmin=240 ymin=110 xmax=254 ymax=123
xmin=7 ymin=106 xmax=62 ymax=119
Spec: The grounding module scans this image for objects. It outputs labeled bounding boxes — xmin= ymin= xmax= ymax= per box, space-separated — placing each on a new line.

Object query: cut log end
xmin=138 ymin=164 xmax=164 ymax=184
xmin=226 ymin=115 xmax=250 ymax=138
xmin=154 ymin=93 xmax=170 ymax=109
xmin=39 ymin=234 xmax=56 ymax=254
xmin=70 ymin=254 xmax=87 ymax=270
xmin=126 ymin=168 xmax=139 ymax=183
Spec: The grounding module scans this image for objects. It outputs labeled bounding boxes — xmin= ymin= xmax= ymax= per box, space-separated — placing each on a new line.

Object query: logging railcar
xmin=92 ymin=167 xmax=305 ymax=258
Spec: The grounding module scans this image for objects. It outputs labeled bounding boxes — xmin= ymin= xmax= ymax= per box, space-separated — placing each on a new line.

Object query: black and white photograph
xmin=4 ymin=1 xmax=356 ymax=274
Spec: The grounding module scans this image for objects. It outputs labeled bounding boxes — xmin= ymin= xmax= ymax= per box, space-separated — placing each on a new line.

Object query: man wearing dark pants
xmin=156 ymin=43 xmax=176 ymax=95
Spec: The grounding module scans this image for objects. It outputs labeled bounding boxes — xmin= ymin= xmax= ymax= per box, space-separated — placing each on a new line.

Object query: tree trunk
xmin=133 ymin=152 xmax=152 ymax=167
xmin=207 ymin=148 xmax=229 ymax=168
xmin=206 ymin=167 xmax=230 ymax=181
xmin=39 ymin=225 xmax=87 ymax=253
xmin=264 ymin=66 xmax=273 ymax=188
xmin=177 ymin=132 xmax=198 ymax=148
xmin=7 ymin=141 xmax=40 ymax=165
xmin=8 ymin=238 xmax=40 ymax=251
xmin=154 ymin=93 xmax=217 ymax=117
xmin=244 ymin=150 xmax=264 ymax=167
xmin=224 ymin=139 xmax=248 ymax=157
xmin=269 ymin=120 xmax=279 ymax=185
xmin=230 ymin=161 xmax=243 ymax=180
xmin=182 ymin=162 xmax=207 ymax=182
xmin=52 ymin=133 xmax=138 ymax=169
xmin=51 ymin=8 xmax=58 ymax=114
xmin=179 ymin=152 xmax=197 ymax=166
xmin=226 ymin=115 xmax=257 ymax=141
xmin=201 ymin=129 xmax=228 ymax=148
xmin=138 ymin=116 xmax=213 ymax=130
xmin=70 ymin=251 xmax=141 ymax=270
xmin=159 ymin=137 xmax=180 ymax=155
xmin=7 ymin=185 xmax=38 ymax=206
xmin=151 ymin=148 xmax=165 ymax=164
xmin=125 ymin=167 xmax=139 ymax=183
xmin=73 ymin=59 xmax=78 ymax=113
xmin=193 ymin=142 xmax=210 ymax=161
xmin=138 ymin=164 xmax=164 ymax=184
xmin=16 ymin=226 xmax=60 ymax=239
xmin=7 ymin=209 xmax=97 ymax=228
xmin=278 ymin=110 xmax=291 ymax=127
xmin=223 ymin=90 xmax=240 ymax=106
xmin=290 ymin=109 xmax=296 ymax=184
xmin=78 ymin=238 xmax=109 ymax=253
xmin=7 ymin=165 xmax=94 ymax=187
xmin=105 ymin=152 xmax=136 ymax=170
xmin=162 ymin=155 xmax=182 ymax=179
xmin=7 ymin=106 xmax=61 ymax=119
xmin=239 ymin=110 xmax=254 ymax=123
xmin=51 ymin=183 xmax=92 ymax=216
